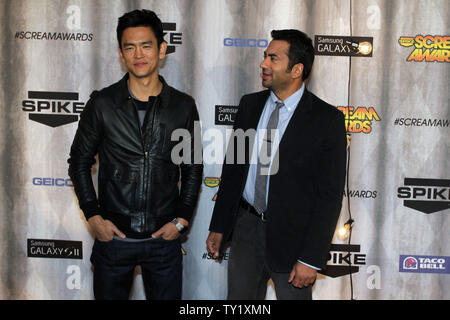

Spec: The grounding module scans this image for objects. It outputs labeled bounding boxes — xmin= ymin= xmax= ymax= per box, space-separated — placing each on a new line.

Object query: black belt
xmin=240 ymin=198 xmax=267 ymax=222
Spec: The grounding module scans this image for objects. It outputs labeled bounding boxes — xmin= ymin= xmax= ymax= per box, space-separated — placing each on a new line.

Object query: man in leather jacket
xmin=68 ymin=9 xmax=203 ymax=300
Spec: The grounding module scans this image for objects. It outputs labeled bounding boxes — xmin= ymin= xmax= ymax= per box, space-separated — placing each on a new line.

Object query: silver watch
xmin=172 ymin=218 xmax=187 ymax=234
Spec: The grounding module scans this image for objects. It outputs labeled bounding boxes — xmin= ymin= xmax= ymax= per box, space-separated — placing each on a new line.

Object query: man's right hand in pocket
xmin=88 ymin=215 xmax=126 ymax=242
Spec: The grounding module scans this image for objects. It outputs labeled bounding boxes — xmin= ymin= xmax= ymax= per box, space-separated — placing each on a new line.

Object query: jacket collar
xmin=296 ymin=87 xmax=313 ymax=113
xmin=250 ymin=87 xmax=312 ymax=127
xmin=118 ymin=73 xmax=170 ymax=108
xmin=257 ymin=86 xmax=312 ymax=111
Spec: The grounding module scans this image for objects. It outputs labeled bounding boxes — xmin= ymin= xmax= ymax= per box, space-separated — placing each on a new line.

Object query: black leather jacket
xmin=68 ymin=74 xmax=203 ymax=238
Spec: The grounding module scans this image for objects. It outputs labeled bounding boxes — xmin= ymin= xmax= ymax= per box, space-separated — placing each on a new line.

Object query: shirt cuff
xmin=297 ymin=260 xmax=321 ymax=271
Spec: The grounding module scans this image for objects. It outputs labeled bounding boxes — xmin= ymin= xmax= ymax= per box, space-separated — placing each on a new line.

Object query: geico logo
xmin=32 ymin=177 xmax=73 ymax=187
xmin=397 ymin=187 xmax=450 ymax=200
xmin=22 ymin=100 xmax=84 ymax=113
xmin=224 ymin=38 xmax=268 ymax=48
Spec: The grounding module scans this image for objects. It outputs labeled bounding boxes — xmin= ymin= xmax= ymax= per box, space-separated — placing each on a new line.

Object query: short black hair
xmin=271 ymin=29 xmax=315 ymax=80
xmin=117 ymin=9 xmax=165 ymax=49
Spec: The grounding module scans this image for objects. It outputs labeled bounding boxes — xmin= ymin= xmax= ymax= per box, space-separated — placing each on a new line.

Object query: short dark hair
xmin=117 ymin=9 xmax=165 ymax=49
xmin=271 ymin=29 xmax=315 ymax=80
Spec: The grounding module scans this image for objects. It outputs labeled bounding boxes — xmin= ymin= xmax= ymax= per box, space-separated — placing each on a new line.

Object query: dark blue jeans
xmin=90 ymin=237 xmax=182 ymax=300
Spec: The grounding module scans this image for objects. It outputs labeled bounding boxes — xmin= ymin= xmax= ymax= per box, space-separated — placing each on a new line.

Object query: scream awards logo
xmin=27 ymin=239 xmax=83 ymax=259
xmin=14 ymin=5 xmax=94 ymax=42
xmin=398 ymin=35 xmax=449 ymax=62
xmin=319 ymin=244 xmax=366 ymax=278
xmin=315 ymin=36 xmax=373 ymax=57
xmin=22 ymin=91 xmax=84 ymax=127
xmin=337 ymin=106 xmax=381 ymax=134
xmin=397 ymin=178 xmax=450 ymax=214
xmin=343 ymin=189 xmax=377 ymax=199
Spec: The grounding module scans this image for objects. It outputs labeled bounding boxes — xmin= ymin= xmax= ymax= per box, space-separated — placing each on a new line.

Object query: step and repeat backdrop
xmin=0 ymin=0 xmax=448 ymax=300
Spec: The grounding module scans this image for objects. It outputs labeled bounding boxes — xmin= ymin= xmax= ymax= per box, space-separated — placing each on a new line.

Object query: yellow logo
xmin=398 ymin=37 xmax=415 ymax=47
xmin=204 ymin=177 xmax=220 ymax=188
xmin=204 ymin=177 xmax=221 ymax=201
xmin=399 ymin=35 xmax=449 ymax=62
xmin=337 ymin=106 xmax=381 ymax=134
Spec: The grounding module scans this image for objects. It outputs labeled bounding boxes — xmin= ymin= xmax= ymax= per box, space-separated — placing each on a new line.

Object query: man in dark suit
xmin=206 ymin=29 xmax=347 ymax=300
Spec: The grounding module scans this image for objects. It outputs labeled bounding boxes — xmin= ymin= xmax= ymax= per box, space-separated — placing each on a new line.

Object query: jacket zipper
xmin=144 ymin=97 xmax=158 ymax=221
xmin=130 ymin=98 xmax=147 ymax=217
xmin=131 ymin=96 xmax=159 ymax=233
xmin=133 ymin=97 xmax=158 ymax=232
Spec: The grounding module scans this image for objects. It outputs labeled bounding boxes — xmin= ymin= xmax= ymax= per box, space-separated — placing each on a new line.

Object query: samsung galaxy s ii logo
xmin=315 ymin=35 xmax=373 ymax=57
xmin=22 ymin=91 xmax=84 ymax=127
xmin=27 ymin=239 xmax=83 ymax=259
xmin=215 ymin=105 xmax=239 ymax=125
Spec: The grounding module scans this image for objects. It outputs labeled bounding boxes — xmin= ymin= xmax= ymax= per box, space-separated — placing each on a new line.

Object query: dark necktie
xmin=253 ymin=101 xmax=284 ymax=215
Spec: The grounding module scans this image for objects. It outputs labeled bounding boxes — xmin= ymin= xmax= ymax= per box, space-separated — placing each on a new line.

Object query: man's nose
xmin=135 ymin=46 xmax=144 ymax=58
xmin=260 ymin=57 xmax=269 ymax=69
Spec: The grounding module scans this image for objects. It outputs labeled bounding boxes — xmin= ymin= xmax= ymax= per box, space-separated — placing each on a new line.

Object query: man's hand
xmin=288 ymin=262 xmax=317 ymax=288
xmin=206 ymin=232 xmax=224 ymax=259
xmin=88 ymin=215 xmax=126 ymax=242
xmin=152 ymin=218 xmax=188 ymax=240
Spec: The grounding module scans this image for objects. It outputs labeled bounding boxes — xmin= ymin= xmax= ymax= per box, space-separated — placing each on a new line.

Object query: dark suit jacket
xmin=209 ymin=88 xmax=347 ymax=272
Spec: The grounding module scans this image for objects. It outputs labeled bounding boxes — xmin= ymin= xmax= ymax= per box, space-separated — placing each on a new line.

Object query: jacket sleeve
xmin=67 ymin=92 xmax=103 ymax=221
xmin=298 ymin=109 xmax=347 ymax=269
xmin=175 ymin=98 xmax=203 ymax=222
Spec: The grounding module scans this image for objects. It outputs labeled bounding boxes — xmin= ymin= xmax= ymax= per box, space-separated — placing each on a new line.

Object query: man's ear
xmin=291 ymin=63 xmax=304 ymax=80
xmin=159 ymin=41 xmax=167 ymax=60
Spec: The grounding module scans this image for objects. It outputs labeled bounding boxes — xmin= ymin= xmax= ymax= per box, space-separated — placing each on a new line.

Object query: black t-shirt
xmin=134 ymin=96 xmax=156 ymax=127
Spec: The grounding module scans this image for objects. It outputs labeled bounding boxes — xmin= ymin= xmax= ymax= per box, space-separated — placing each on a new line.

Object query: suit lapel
xmin=265 ymin=89 xmax=314 ymax=211
xmin=242 ymin=88 xmax=313 ymax=166
xmin=246 ymin=90 xmax=270 ymax=130
xmin=277 ymin=88 xmax=313 ymax=154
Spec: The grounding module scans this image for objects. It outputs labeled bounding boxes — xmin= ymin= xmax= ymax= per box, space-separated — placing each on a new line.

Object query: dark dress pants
xmin=227 ymin=205 xmax=312 ymax=300
xmin=90 ymin=237 xmax=182 ymax=300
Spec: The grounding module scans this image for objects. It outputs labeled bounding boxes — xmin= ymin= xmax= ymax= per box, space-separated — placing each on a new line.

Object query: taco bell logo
xmin=399 ymin=255 xmax=450 ymax=274
xmin=403 ymin=257 xmax=418 ymax=270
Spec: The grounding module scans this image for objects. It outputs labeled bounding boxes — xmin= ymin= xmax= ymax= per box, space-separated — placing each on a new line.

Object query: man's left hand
xmin=151 ymin=218 xmax=188 ymax=240
xmin=288 ymin=262 xmax=317 ymax=288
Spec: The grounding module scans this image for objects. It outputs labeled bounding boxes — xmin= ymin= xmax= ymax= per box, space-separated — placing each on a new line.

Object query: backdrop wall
xmin=0 ymin=0 xmax=448 ymax=300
